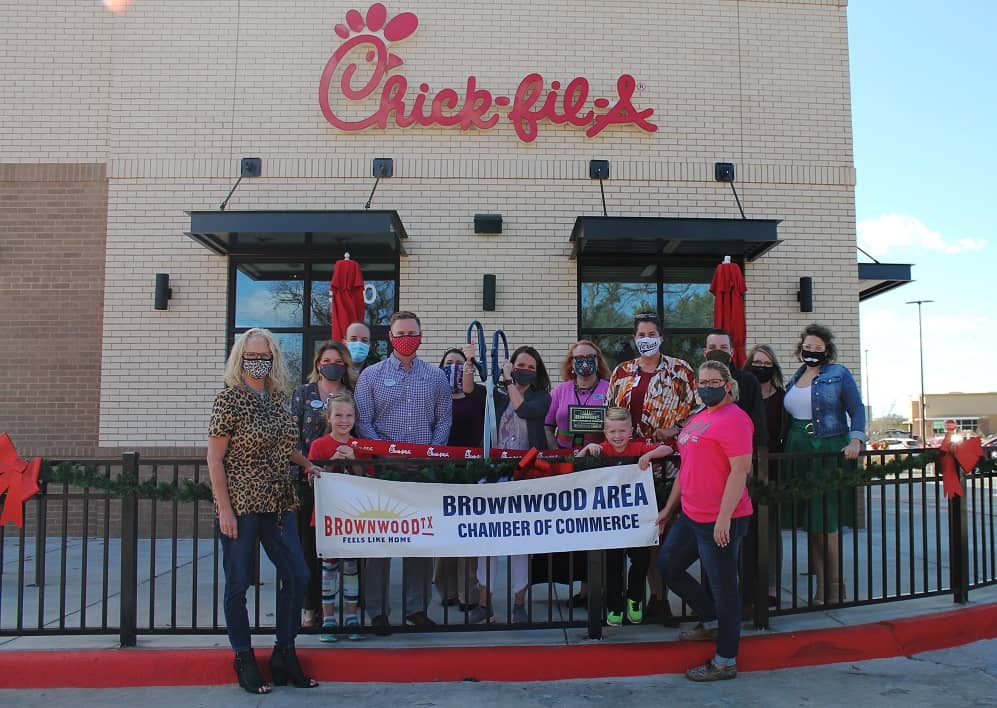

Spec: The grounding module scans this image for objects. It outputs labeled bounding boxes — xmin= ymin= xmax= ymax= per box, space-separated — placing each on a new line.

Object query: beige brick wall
xmin=1 ymin=0 xmax=861 ymax=451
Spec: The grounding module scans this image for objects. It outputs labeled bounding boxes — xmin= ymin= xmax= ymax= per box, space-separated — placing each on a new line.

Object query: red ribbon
xmin=0 ymin=433 xmax=42 ymax=528
xmin=346 ymin=439 xmax=576 ymax=479
xmin=938 ymin=433 xmax=983 ymax=498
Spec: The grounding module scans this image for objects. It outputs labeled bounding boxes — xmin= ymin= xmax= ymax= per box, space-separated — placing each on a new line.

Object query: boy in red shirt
xmin=575 ymin=407 xmax=673 ymax=625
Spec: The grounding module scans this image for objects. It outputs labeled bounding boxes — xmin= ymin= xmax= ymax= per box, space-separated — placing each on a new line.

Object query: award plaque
xmin=568 ymin=405 xmax=606 ymax=433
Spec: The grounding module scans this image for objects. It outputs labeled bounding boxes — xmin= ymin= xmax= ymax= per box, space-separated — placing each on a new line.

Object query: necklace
xmin=574 ymin=383 xmax=597 ymax=406
xmin=242 ymin=383 xmax=267 ymax=401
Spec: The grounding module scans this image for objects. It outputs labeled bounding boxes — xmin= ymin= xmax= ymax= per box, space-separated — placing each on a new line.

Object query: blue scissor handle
xmin=466 ymin=320 xmax=487 ymax=380
xmin=491 ymin=329 xmax=509 ymax=382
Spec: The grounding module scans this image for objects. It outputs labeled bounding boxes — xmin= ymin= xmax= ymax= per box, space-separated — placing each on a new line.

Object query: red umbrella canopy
xmin=330 ymin=255 xmax=366 ymax=342
xmin=709 ymin=260 xmax=747 ymax=369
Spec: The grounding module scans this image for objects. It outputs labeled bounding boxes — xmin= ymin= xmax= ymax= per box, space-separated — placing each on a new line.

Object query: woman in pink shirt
xmin=656 ymin=360 xmax=754 ymax=682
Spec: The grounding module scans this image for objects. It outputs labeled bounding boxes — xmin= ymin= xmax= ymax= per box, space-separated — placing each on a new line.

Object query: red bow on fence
xmin=938 ymin=433 xmax=983 ymax=498
xmin=0 ymin=433 xmax=42 ymax=528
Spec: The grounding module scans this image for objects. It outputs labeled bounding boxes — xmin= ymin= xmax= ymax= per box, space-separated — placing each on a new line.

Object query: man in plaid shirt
xmin=354 ymin=311 xmax=452 ymax=634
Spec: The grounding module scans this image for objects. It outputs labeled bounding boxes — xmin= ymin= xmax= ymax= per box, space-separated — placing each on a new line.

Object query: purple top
xmin=544 ymin=378 xmax=609 ymax=448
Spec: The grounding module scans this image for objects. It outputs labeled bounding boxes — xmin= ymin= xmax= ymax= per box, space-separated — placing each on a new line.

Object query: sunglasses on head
xmin=633 ymin=312 xmax=658 ymax=323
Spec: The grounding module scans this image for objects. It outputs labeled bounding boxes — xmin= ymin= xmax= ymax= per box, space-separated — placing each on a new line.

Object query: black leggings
xmin=605 ymin=547 xmax=650 ymax=613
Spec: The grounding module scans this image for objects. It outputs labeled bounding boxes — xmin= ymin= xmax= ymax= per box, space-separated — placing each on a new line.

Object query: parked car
xmin=877 ymin=437 xmax=920 ymax=451
xmin=983 ymin=434 xmax=997 ymax=459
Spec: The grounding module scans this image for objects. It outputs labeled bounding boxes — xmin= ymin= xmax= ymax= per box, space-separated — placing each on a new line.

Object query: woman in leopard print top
xmin=207 ymin=327 xmax=323 ymax=694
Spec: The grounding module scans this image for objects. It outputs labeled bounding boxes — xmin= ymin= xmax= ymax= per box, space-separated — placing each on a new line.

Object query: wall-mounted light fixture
xmin=474 ymin=213 xmax=503 ymax=234
xmin=714 ymin=161 xmax=746 ymax=219
xmin=798 ymin=276 xmax=814 ymax=313
xmin=154 ymin=273 xmax=172 ymax=311
xmin=589 ymin=159 xmax=610 ymax=216
xmin=482 ymin=274 xmax=497 ymax=311
xmin=219 ymin=157 xmax=262 ymax=211
xmin=365 ymin=157 xmax=394 ymax=209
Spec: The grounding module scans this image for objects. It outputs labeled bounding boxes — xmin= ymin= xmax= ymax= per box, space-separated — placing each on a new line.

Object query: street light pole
xmin=906 ymin=299 xmax=933 ymax=443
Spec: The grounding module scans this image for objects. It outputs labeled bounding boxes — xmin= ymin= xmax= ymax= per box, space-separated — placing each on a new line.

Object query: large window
xmin=230 ymin=257 xmax=399 ymax=382
xmin=579 ymin=260 xmax=718 ymax=369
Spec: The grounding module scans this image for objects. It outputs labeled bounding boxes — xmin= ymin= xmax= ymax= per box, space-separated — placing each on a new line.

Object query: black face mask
xmin=704 ymin=349 xmax=732 ymax=367
xmin=318 ymin=363 xmax=346 ymax=381
xmin=698 ymin=385 xmax=728 ymax=407
xmin=802 ymin=349 xmax=828 ymax=368
xmin=750 ymin=365 xmax=775 ymax=383
xmin=510 ymin=369 xmax=537 ymax=387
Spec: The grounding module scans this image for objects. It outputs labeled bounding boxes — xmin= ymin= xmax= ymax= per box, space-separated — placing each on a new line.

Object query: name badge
xmin=383 ymin=379 xmax=397 ymax=387
xmin=568 ymin=405 xmax=606 ymax=433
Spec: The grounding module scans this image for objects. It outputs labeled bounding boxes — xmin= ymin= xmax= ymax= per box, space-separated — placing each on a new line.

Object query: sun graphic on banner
xmin=344 ymin=496 xmax=416 ymax=519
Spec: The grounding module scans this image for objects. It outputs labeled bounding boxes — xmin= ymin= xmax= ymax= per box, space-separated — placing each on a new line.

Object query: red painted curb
xmin=1 ymin=603 xmax=995 ymax=687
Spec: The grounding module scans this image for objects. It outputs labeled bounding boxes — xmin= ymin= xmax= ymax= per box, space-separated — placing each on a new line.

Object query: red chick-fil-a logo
xmin=318 ymin=3 xmax=657 ymax=143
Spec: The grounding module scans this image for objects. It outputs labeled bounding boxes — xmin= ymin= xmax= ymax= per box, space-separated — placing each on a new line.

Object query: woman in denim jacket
xmin=782 ymin=324 xmax=866 ymax=605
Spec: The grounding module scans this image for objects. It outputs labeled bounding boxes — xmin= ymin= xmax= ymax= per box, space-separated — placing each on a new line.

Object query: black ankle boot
xmin=269 ymin=645 xmax=319 ymax=688
xmin=234 ymin=649 xmax=271 ymax=694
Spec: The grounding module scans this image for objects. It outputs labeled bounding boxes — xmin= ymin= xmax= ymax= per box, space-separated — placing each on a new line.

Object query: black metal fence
xmin=1 ymin=449 xmax=993 ymax=644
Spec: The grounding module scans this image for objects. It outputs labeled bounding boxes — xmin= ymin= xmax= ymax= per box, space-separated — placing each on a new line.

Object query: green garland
xmin=30 ymin=451 xmax=996 ymax=505
xmin=41 ymin=461 xmax=214 ymax=503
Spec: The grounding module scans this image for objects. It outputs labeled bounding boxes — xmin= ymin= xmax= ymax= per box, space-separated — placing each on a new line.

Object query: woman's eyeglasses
xmin=242 ymin=353 xmax=274 ymax=361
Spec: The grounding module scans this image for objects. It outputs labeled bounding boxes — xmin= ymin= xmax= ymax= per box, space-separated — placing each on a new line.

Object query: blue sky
xmin=851 ymin=1 xmax=996 ymax=418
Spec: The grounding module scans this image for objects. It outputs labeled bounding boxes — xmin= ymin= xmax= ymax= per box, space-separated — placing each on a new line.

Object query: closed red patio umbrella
xmin=329 ymin=253 xmax=366 ymax=342
xmin=709 ymin=257 xmax=747 ymax=369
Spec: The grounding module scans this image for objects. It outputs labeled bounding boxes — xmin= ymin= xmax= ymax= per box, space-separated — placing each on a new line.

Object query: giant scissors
xmin=467 ymin=320 xmax=508 ymax=458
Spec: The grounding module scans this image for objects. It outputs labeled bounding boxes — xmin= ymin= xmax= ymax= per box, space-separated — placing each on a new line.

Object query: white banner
xmin=314 ymin=464 xmax=659 ymax=558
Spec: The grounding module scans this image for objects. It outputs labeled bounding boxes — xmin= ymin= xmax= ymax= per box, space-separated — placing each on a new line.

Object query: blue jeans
xmin=658 ymin=512 xmax=750 ymax=659
xmin=220 ymin=511 xmax=310 ymax=653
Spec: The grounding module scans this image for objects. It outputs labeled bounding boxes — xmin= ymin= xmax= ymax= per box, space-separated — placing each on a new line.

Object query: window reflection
xmin=234 ymin=266 xmax=304 ymax=328
xmin=309 ymin=264 xmax=397 ymax=327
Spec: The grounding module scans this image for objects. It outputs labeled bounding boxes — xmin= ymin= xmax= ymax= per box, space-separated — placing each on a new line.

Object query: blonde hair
xmin=223 ymin=328 xmax=293 ymax=395
xmin=699 ymin=360 xmax=739 ymax=402
xmin=604 ymin=407 xmax=632 ymax=424
xmin=323 ymin=391 xmax=357 ymax=433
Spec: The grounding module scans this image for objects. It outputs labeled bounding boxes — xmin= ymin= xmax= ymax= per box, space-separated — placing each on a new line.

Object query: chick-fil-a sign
xmin=319 ymin=3 xmax=657 ymax=143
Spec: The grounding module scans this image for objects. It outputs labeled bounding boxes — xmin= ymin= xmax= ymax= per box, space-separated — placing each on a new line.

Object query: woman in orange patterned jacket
xmin=608 ymin=312 xmax=698 ymax=626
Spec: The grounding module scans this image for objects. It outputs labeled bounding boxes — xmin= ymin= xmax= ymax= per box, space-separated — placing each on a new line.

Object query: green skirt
xmin=781 ymin=418 xmax=855 ymax=533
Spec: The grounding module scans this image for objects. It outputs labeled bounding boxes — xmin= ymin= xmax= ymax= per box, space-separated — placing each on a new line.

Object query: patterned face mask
xmin=573 ymin=356 xmax=597 ymax=378
xmin=635 ymin=336 xmax=661 ymax=357
xmin=242 ymin=357 xmax=273 ymax=380
xmin=391 ymin=334 xmax=422 ymax=357
xmin=442 ymin=364 xmax=464 ymax=393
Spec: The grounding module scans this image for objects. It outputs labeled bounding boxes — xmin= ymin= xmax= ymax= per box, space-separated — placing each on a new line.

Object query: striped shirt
xmin=354 ymin=354 xmax=452 ymax=445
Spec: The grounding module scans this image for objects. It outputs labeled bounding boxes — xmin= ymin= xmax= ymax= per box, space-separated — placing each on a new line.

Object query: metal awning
xmin=185 ymin=210 xmax=408 ymax=258
xmin=858 ymin=262 xmax=913 ymax=300
xmin=569 ymin=216 xmax=781 ymax=261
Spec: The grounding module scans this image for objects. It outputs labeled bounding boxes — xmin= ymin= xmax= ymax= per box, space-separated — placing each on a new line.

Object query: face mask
xmin=242 ymin=358 xmax=273 ymax=380
xmin=750 ymin=365 xmax=775 ymax=383
xmin=802 ymin=349 xmax=827 ymax=367
xmin=573 ymin=356 xmax=597 ymax=378
xmin=510 ymin=369 xmax=537 ymax=387
xmin=698 ymin=384 xmax=727 ymax=407
xmin=442 ymin=364 xmax=464 ymax=392
xmin=635 ymin=336 xmax=661 ymax=357
xmin=318 ymin=363 xmax=346 ymax=381
xmin=705 ymin=349 xmax=732 ymax=367
xmin=346 ymin=340 xmax=370 ymax=363
xmin=391 ymin=334 xmax=422 ymax=357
